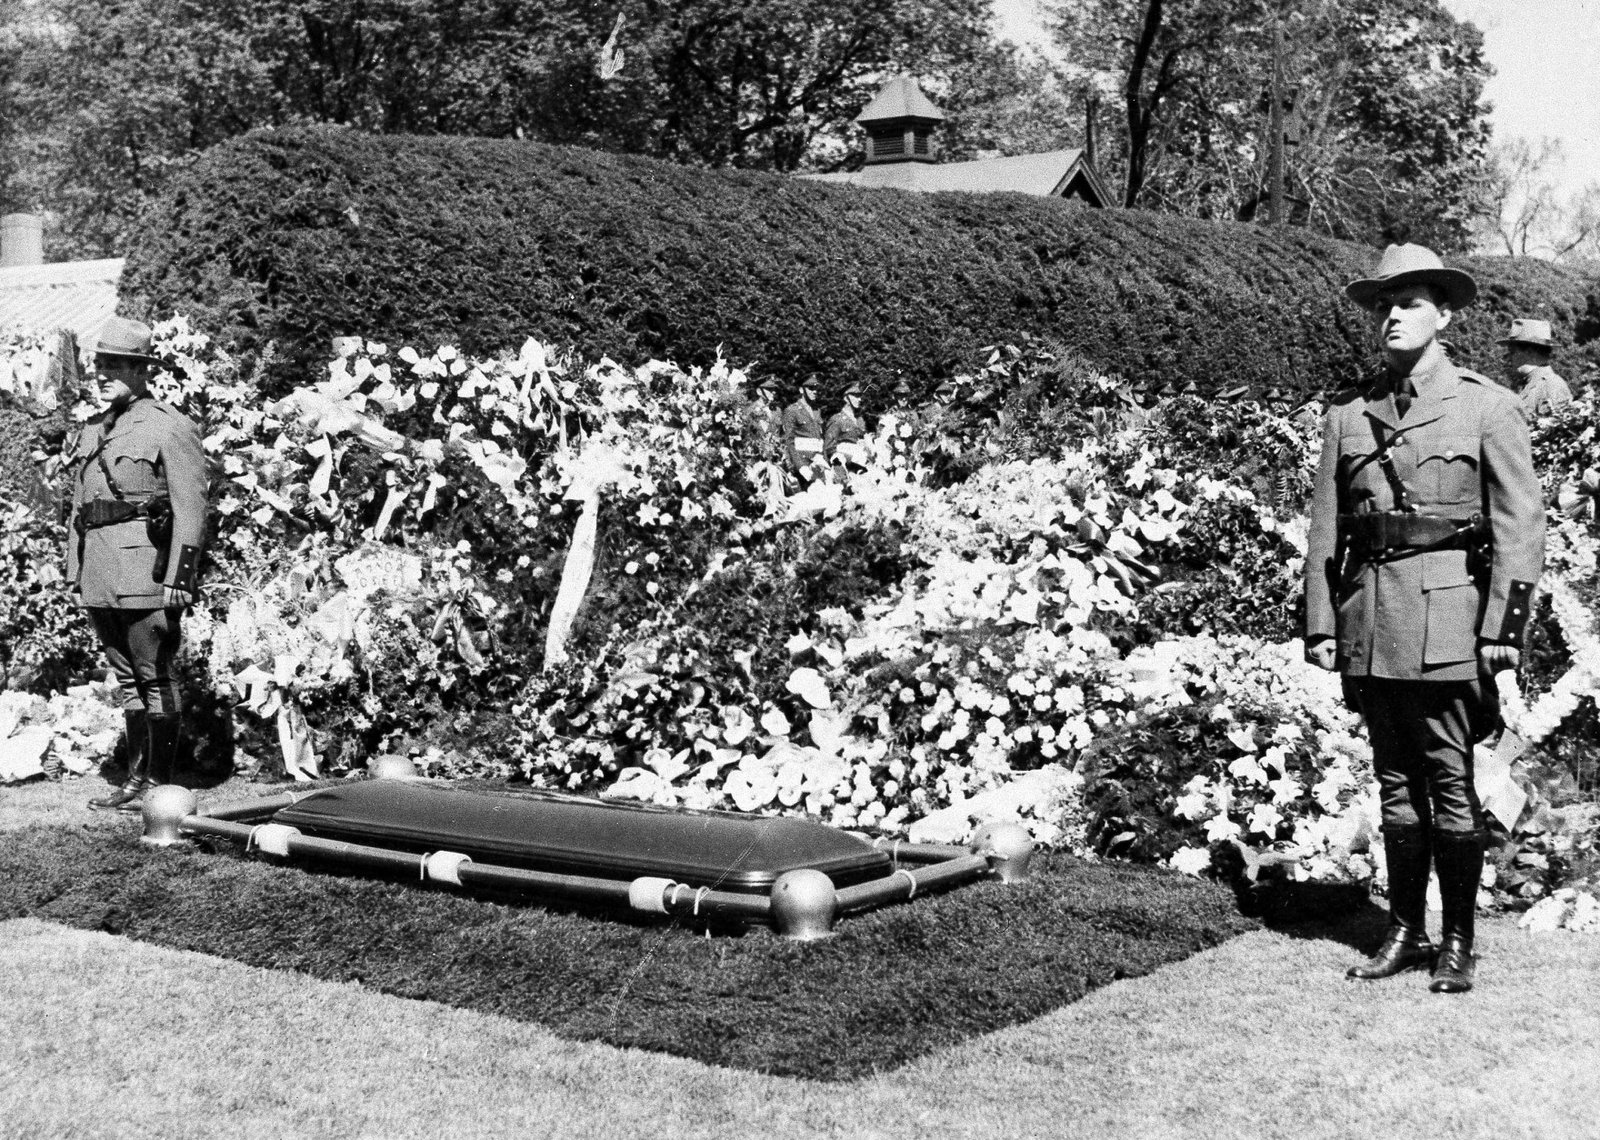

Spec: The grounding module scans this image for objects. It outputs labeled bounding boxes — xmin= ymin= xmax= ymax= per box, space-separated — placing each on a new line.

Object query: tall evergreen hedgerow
xmin=122 ymin=125 xmax=1600 ymax=406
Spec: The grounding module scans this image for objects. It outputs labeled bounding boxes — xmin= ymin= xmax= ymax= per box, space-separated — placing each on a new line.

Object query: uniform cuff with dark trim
xmin=1491 ymin=580 xmax=1536 ymax=643
xmin=169 ymin=545 xmax=202 ymax=593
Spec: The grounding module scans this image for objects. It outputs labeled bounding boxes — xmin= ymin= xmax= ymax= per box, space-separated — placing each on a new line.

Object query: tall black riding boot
xmin=89 ymin=710 xmax=150 ymax=811
xmin=1430 ymin=829 xmax=1484 ymax=994
xmin=1349 ymin=824 xmax=1434 ymax=979
xmin=124 ymin=713 xmax=184 ymax=812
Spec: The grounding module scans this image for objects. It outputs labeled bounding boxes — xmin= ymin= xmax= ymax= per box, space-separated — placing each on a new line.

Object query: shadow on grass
xmin=89 ymin=689 xmax=238 ymax=794
xmin=1232 ymin=878 xmax=1389 ymax=952
xmin=0 ymin=822 xmax=1260 ymax=1081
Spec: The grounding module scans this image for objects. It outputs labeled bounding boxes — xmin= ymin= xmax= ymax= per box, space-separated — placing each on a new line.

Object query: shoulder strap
xmin=1367 ymin=417 xmax=1416 ymax=514
xmin=97 ymin=449 xmax=127 ymax=500
xmin=79 ymin=410 xmax=121 ymax=495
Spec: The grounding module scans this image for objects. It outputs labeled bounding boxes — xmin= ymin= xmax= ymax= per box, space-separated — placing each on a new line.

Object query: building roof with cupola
xmin=800 ymin=77 xmax=1111 ymax=208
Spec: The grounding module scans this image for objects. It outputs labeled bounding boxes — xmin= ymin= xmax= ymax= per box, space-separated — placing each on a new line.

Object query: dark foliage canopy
xmin=122 ymin=125 xmax=1600 ymax=403
xmin=1 ymin=0 xmax=1033 ymax=256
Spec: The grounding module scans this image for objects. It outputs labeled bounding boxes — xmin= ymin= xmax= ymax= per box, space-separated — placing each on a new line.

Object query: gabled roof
xmin=855 ymin=75 xmax=946 ymax=125
xmin=801 ymin=149 xmax=1112 ymax=207
xmin=0 ymin=258 xmax=124 ymax=341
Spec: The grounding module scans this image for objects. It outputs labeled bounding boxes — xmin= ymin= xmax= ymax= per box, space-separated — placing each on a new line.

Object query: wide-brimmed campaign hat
xmin=1344 ymin=243 xmax=1477 ymax=311
xmin=90 ymin=316 xmax=160 ymax=364
xmin=1497 ymin=317 xmax=1555 ymax=349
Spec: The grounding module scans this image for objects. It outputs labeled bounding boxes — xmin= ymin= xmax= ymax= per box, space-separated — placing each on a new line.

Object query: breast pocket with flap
xmin=1418 ymin=436 xmax=1479 ymax=502
xmin=108 ymin=441 xmax=165 ymax=497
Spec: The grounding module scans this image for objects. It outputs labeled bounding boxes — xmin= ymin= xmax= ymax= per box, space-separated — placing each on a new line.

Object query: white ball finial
xmin=970 ymin=821 xmax=1035 ymax=883
xmin=770 ymin=869 xmax=838 ymax=940
xmin=140 ymin=785 xmax=198 ymax=847
xmin=368 ymin=754 xmax=419 ymax=780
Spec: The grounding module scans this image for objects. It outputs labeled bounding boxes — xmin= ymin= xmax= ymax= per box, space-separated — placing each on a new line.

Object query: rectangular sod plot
xmin=0 ymin=822 xmax=1257 ymax=1081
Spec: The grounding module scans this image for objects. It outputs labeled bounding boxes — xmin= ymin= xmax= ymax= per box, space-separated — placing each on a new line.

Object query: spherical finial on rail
xmin=770 ymin=869 xmax=838 ymax=940
xmin=140 ymin=785 xmax=198 ymax=847
xmin=368 ymin=754 xmax=419 ymax=780
xmin=970 ymin=821 xmax=1035 ymax=883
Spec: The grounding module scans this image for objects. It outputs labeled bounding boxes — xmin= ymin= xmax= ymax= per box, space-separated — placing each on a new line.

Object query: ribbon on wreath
xmin=269 ymin=386 xmax=408 ymax=455
xmin=543 ymin=446 xmax=625 ymax=669
xmin=232 ymin=659 xmax=320 ymax=781
xmin=276 ymin=703 xmax=319 ymax=782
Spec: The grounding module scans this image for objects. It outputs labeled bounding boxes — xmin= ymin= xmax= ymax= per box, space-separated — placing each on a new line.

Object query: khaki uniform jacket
xmin=64 ymin=398 xmax=208 ymax=608
xmin=824 ymin=407 xmax=866 ymax=458
xmin=1514 ymin=364 xmax=1573 ymax=420
xmin=1304 ymin=356 xmax=1544 ymax=681
xmin=780 ymin=399 xmax=824 ymax=472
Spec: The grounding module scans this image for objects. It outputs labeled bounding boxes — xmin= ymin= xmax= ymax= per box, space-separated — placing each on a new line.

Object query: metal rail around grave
xmin=139 ymin=773 xmax=1034 ymax=940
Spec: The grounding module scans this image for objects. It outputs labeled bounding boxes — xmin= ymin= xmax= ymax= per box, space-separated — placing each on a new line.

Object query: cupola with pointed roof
xmin=800 ymin=76 xmax=1112 ymax=206
xmin=856 ymin=75 xmax=945 ymax=165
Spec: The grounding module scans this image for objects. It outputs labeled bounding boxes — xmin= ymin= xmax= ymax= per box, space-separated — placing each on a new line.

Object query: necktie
xmin=1394 ymin=378 xmax=1415 ymax=419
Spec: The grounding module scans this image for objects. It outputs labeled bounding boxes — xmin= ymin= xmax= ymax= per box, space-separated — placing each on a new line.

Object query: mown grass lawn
xmin=2 ymin=909 xmax=1595 ymax=1140
xmin=3 ymin=779 xmax=1595 ymax=1140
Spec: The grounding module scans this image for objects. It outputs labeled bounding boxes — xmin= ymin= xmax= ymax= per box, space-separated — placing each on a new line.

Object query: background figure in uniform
xmin=824 ymin=382 xmax=867 ymax=471
xmin=1497 ymin=317 xmax=1573 ymax=420
xmin=753 ymin=376 xmax=781 ymax=428
xmin=66 ymin=317 xmax=209 ymax=811
xmin=1304 ymin=244 xmax=1544 ymax=994
xmin=780 ymin=376 xmax=827 ymax=484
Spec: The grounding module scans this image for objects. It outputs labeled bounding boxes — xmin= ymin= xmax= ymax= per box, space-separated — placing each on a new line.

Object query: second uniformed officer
xmin=1497 ymin=317 xmax=1574 ymax=420
xmin=1304 ymin=244 xmax=1544 ymax=994
xmin=67 ymin=317 xmax=208 ymax=811
xmin=824 ymin=382 xmax=868 ymax=469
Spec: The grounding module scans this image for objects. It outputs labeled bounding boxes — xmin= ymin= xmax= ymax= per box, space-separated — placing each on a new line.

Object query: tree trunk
xmin=1123 ymin=0 xmax=1165 ymax=208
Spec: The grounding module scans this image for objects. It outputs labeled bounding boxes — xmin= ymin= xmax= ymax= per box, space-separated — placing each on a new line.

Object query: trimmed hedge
xmin=1 ymin=821 xmax=1258 ymax=1079
xmin=122 ymin=125 xmax=1600 ymax=402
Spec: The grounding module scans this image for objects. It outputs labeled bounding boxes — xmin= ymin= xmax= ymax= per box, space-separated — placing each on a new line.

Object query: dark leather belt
xmin=1338 ymin=511 xmax=1481 ymax=552
xmin=75 ymin=497 xmax=154 ymax=531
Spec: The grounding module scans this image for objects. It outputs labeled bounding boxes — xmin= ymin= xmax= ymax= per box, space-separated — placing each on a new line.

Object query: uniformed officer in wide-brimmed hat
xmin=1497 ymin=317 xmax=1573 ymax=420
xmin=66 ymin=317 xmax=209 ymax=811
xmin=1304 ymin=244 xmax=1545 ymax=994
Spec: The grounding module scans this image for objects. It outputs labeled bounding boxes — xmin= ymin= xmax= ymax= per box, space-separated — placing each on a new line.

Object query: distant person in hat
xmin=824 ymin=383 xmax=868 ymax=469
xmin=1497 ymin=317 xmax=1573 ymax=420
xmin=780 ymin=375 xmax=827 ymax=483
xmin=751 ymin=375 xmax=782 ymax=436
xmin=1303 ymin=244 xmax=1545 ymax=994
xmin=65 ymin=317 xmax=209 ymax=812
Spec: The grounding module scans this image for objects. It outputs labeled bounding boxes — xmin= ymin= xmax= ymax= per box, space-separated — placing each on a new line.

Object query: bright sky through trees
xmin=993 ymin=0 xmax=1599 ymax=198
xmin=1442 ymin=0 xmax=1600 ymax=193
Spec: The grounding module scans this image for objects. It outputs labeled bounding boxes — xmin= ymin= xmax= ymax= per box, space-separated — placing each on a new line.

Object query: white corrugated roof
xmin=0 ymin=258 xmax=124 ymax=341
xmin=801 ymin=150 xmax=1110 ymax=205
